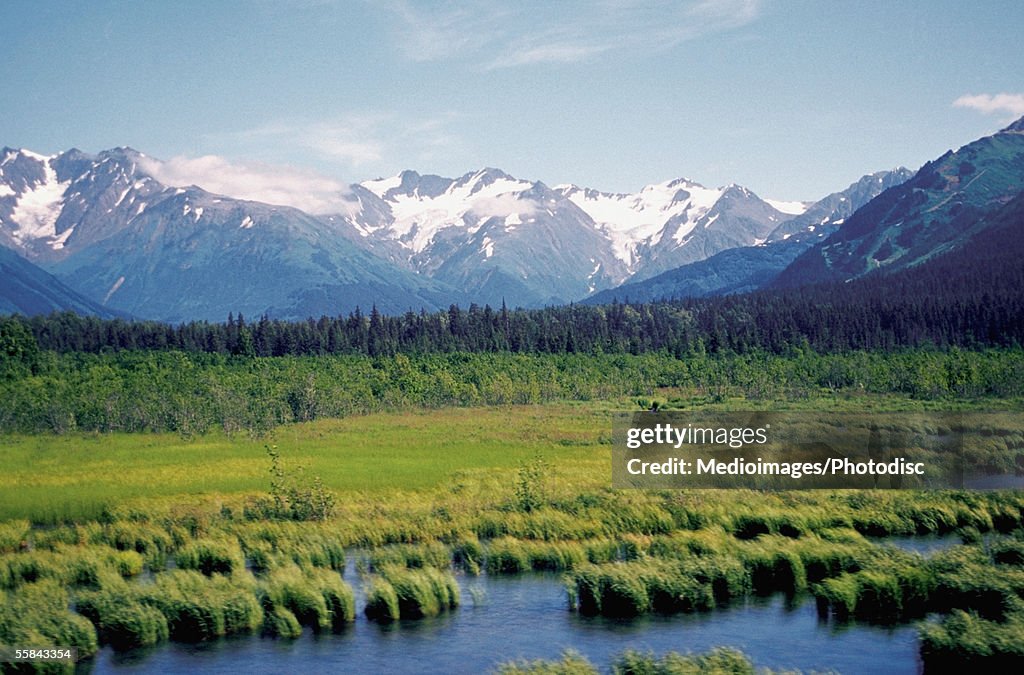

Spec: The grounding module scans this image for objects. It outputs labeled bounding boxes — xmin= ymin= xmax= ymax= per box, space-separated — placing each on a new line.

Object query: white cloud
xmin=138 ymin=155 xmax=355 ymax=214
xmin=208 ymin=112 xmax=463 ymax=178
xmin=470 ymin=193 xmax=539 ymax=218
xmin=953 ymin=93 xmax=1024 ymax=118
xmin=382 ymin=0 xmax=763 ymax=68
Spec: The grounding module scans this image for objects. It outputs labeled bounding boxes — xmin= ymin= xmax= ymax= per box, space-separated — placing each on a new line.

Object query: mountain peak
xmin=3 ymin=147 xmax=52 ymax=163
xmin=1000 ymin=115 xmax=1024 ymax=134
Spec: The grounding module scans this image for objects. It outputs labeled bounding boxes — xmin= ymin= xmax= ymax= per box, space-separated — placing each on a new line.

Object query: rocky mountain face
xmin=0 ymin=148 xmax=461 ymax=321
xmin=773 ymin=117 xmax=1024 ymax=288
xmin=350 ymin=169 xmax=629 ymax=307
xmin=554 ymin=179 xmax=807 ymax=281
xmin=584 ymin=168 xmax=913 ymax=304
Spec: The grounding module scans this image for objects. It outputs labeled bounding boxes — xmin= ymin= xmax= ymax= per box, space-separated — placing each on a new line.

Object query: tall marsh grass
xmin=364 ymin=566 xmax=459 ymax=621
xmin=259 ymin=565 xmax=354 ymax=634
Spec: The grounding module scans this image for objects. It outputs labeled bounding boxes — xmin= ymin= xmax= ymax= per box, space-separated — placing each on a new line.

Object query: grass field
xmin=0 ymin=402 xmax=617 ymax=522
xmin=3 ymin=391 xmax=1022 ymax=523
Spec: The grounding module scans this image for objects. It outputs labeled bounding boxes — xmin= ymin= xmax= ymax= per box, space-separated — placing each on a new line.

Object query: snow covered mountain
xmin=1 ymin=143 xmax=875 ymax=320
xmin=350 ymin=168 xmax=628 ymax=307
xmin=555 ymin=179 xmax=808 ymax=281
xmin=0 ymin=147 xmax=460 ymax=321
xmin=584 ymin=168 xmax=913 ymax=304
xmin=347 ymin=169 xmax=813 ymax=302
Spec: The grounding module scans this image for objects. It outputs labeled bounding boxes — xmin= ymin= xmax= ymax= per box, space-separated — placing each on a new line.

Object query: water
xmin=870 ymin=534 xmax=962 ymax=556
xmin=81 ymin=572 xmax=922 ymax=674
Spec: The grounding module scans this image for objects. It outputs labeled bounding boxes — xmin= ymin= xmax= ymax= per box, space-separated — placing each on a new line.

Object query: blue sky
xmin=2 ymin=0 xmax=1023 ymax=207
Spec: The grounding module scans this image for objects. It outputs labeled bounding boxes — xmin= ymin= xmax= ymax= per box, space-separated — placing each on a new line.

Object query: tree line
xmin=1 ymin=348 xmax=1021 ymax=435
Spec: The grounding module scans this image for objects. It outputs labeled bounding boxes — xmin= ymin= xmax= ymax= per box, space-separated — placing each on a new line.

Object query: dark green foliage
xmin=920 ymin=610 xmax=1024 ymax=667
xmin=3 ymin=346 xmax=1024 ymax=435
xmin=0 ymin=316 xmax=40 ymax=381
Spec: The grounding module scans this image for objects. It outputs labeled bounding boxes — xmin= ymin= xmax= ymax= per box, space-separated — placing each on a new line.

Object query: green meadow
xmin=0 ymin=403 xmax=613 ymax=523
xmin=4 ymin=390 xmax=1017 ymax=523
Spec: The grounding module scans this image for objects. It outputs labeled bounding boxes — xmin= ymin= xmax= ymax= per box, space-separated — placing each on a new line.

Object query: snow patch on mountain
xmin=363 ymin=169 xmax=536 ymax=254
xmin=765 ymin=199 xmax=810 ymax=215
xmin=362 ymin=174 xmax=403 ymax=198
xmin=9 ymin=157 xmax=69 ymax=244
xmin=51 ymin=226 xmax=75 ymax=250
xmin=558 ymin=179 xmax=724 ymax=268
